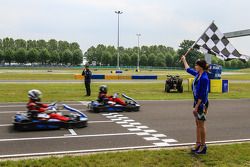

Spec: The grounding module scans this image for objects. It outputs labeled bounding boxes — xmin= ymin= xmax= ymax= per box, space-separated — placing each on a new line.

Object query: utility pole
xmin=115 ymin=11 xmax=123 ymax=69
xmin=136 ymin=33 xmax=141 ymax=72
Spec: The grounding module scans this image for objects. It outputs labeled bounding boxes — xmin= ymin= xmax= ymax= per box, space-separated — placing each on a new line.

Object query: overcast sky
xmin=0 ymin=0 xmax=250 ymax=54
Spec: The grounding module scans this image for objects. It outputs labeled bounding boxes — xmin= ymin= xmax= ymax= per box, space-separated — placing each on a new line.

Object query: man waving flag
xmin=191 ymin=21 xmax=250 ymax=62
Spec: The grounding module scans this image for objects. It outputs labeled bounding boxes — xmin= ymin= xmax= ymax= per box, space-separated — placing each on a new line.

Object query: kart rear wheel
xmin=178 ymin=85 xmax=183 ymax=93
xmin=165 ymin=84 xmax=171 ymax=93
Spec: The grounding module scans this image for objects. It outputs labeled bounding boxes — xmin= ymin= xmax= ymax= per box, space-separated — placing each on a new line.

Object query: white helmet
xmin=28 ymin=89 xmax=42 ymax=100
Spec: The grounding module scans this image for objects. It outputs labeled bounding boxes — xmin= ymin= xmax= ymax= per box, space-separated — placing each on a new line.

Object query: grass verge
xmin=0 ymin=83 xmax=250 ymax=102
xmin=0 ymin=143 xmax=250 ymax=167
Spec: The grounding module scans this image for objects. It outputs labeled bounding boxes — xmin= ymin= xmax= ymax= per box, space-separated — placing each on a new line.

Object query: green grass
xmin=0 ymin=82 xmax=250 ymax=102
xmin=1 ymin=143 xmax=250 ymax=167
xmin=1 ymin=68 xmax=250 ymax=80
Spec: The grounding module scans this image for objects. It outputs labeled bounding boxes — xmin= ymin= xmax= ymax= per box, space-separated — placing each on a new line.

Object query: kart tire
xmin=178 ymin=85 xmax=183 ymax=93
xmin=166 ymin=85 xmax=171 ymax=93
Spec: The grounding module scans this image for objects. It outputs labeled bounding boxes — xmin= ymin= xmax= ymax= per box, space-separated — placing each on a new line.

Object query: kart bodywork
xmin=13 ymin=103 xmax=88 ymax=131
xmin=88 ymin=94 xmax=140 ymax=113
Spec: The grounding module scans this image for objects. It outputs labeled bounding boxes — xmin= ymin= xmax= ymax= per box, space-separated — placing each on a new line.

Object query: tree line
xmin=0 ymin=38 xmax=83 ymax=66
xmin=85 ymin=40 xmax=250 ymax=69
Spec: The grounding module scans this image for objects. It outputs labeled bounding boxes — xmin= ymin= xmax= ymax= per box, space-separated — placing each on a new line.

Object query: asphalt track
xmin=0 ymin=99 xmax=250 ymax=158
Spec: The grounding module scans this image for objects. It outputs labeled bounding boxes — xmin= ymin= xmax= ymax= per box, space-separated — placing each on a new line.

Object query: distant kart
xmin=13 ymin=103 xmax=88 ymax=131
xmin=165 ymin=75 xmax=183 ymax=93
xmin=88 ymin=94 xmax=140 ymax=113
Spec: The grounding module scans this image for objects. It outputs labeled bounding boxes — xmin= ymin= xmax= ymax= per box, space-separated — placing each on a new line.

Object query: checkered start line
xmin=102 ymin=113 xmax=178 ymax=147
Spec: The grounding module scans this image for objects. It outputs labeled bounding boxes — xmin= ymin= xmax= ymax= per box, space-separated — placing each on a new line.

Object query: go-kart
xmin=88 ymin=94 xmax=140 ymax=113
xmin=165 ymin=75 xmax=183 ymax=93
xmin=13 ymin=103 xmax=88 ymax=131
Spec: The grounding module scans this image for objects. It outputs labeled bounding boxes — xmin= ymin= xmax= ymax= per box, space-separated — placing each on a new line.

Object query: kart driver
xmin=98 ymin=85 xmax=126 ymax=106
xmin=26 ymin=89 xmax=70 ymax=122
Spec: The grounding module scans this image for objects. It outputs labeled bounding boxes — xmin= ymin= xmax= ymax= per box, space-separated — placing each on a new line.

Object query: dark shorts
xmin=193 ymin=100 xmax=209 ymax=121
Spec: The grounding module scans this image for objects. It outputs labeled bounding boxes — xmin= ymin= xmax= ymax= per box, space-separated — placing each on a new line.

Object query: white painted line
xmin=110 ymin=118 xmax=122 ymax=121
xmin=152 ymin=134 xmax=167 ymax=138
xmin=68 ymin=129 xmax=77 ymax=136
xmin=106 ymin=116 xmax=118 ymax=119
xmin=0 ymin=121 xmax=113 ymax=128
xmin=121 ymin=125 xmax=134 ymax=128
xmin=169 ymin=138 xmax=250 ymax=147
xmin=79 ymin=101 xmax=90 ymax=106
xmin=114 ymin=114 xmax=124 ymax=117
xmin=136 ymin=132 xmax=150 ymax=136
xmin=0 ymin=133 xmax=137 ymax=142
xmin=0 ymin=145 xmax=156 ymax=158
xmin=144 ymin=130 xmax=157 ymax=133
xmin=0 ymin=111 xmax=19 ymax=114
xmin=127 ymin=128 xmax=142 ymax=132
xmin=162 ymin=139 xmax=178 ymax=143
xmin=124 ymin=120 xmax=135 ymax=122
xmin=144 ymin=137 xmax=160 ymax=141
xmin=130 ymin=122 xmax=141 ymax=125
xmin=88 ymin=121 xmax=113 ymax=123
xmin=153 ymin=142 xmax=170 ymax=147
xmin=102 ymin=113 xmax=118 ymax=116
xmin=0 ymin=124 xmax=12 ymax=127
xmin=115 ymin=121 xmax=128 ymax=124
xmin=119 ymin=117 xmax=128 ymax=119
xmin=136 ymin=126 xmax=149 ymax=129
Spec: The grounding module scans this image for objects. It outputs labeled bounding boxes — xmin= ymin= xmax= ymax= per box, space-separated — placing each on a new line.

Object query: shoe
xmin=195 ymin=144 xmax=207 ymax=155
xmin=191 ymin=143 xmax=201 ymax=153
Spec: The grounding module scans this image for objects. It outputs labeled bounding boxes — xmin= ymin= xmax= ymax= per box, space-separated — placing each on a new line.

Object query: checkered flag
xmin=193 ymin=21 xmax=250 ymax=62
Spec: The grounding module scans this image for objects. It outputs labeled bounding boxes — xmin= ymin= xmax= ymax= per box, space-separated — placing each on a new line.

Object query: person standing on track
xmin=82 ymin=64 xmax=92 ymax=96
xmin=181 ymin=56 xmax=209 ymax=155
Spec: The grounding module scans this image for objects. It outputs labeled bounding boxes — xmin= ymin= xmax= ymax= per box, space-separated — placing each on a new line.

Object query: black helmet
xmin=99 ymin=85 xmax=107 ymax=93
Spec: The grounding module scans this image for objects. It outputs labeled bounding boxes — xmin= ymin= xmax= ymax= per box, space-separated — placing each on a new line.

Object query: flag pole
xmin=182 ymin=20 xmax=215 ymax=58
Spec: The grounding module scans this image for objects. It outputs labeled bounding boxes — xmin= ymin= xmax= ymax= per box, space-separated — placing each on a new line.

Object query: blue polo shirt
xmin=187 ymin=68 xmax=209 ymax=105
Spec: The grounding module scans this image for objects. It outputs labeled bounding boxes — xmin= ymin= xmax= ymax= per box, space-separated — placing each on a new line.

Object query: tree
xmin=165 ymin=53 xmax=173 ymax=67
xmin=58 ymin=41 xmax=70 ymax=52
xmin=120 ymin=53 xmax=130 ymax=66
xmin=3 ymin=38 xmax=15 ymax=50
xmin=177 ymin=40 xmax=203 ymax=67
xmin=47 ymin=39 xmax=58 ymax=52
xmin=102 ymin=51 xmax=112 ymax=66
xmin=4 ymin=49 xmax=14 ymax=65
xmin=15 ymin=39 xmax=26 ymax=49
xmin=70 ymin=42 xmax=80 ymax=51
xmin=0 ymin=39 xmax=2 ymax=50
xmin=155 ymin=53 xmax=166 ymax=67
xmin=37 ymin=40 xmax=47 ymax=50
xmin=72 ymin=49 xmax=83 ymax=65
xmin=15 ymin=48 xmax=27 ymax=64
xmin=49 ymin=50 xmax=60 ymax=65
xmin=139 ymin=54 xmax=148 ymax=66
xmin=224 ymin=61 xmax=231 ymax=68
xmin=130 ymin=53 xmax=137 ymax=66
xmin=236 ymin=60 xmax=244 ymax=69
xmin=62 ymin=49 xmax=73 ymax=65
xmin=217 ymin=59 xmax=225 ymax=67
xmin=148 ymin=53 xmax=156 ymax=66
xmin=230 ymin=60 xmax=237 ymax=68
xmin=27 ymin=40 xmax=37 ymax=50
xmin=0 ymin=49 xmax=4 ymax=63
xmin=39 ymin=48 xmax=50 ymax=65
xmin=27 ymin=48 xmax=39 ymax=64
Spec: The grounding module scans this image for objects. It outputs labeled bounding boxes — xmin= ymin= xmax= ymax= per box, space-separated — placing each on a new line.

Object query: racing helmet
xmin=99 ymin=85 xmax=107 ymax=93
xmin=28 ymin=89 xmax=42 ymax=101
